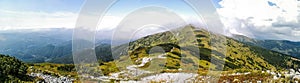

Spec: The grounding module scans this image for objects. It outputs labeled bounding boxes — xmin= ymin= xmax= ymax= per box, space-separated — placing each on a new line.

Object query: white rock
xmin=293 ymin=75 xmax=300 ymax=80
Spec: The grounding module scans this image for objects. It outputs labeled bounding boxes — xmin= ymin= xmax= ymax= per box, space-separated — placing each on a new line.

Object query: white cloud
xmin=0 ymin=9 xmax=126 ymax=33
xmin=0 ymin=6 xmax=204 ymax=41
xmin=0 ymin=35 xmax=6 ymax=41
xmin=97 ymin=16 xmax=122 ymax=31
xmin=110 ymin=7 xmax=189 ymax=40
xmin=94 ymin=7 xmax=205 ymax=40
xmin=0 ymin=10 xmax=78 ymax=30
xmin=217 ymin=0 xmax=300 ymax=41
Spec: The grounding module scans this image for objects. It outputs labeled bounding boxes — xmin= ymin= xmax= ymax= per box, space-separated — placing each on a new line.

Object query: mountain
xmin=27 ymin=41 xmax=73 ymax=63
xmin=0 ymin=28 xmax=73 ymax=61
xmin=111 ymin=25 xmax=300 ymax=73
xmin=17 ymin=40 xmax=115 ymax=63
xmin=0 ymin=28 xmax=120 ymax=63
xmin=233 ymin=34 xmax=300 ymax=59
xmin=48 ymin=43 xmax=114 ymax=64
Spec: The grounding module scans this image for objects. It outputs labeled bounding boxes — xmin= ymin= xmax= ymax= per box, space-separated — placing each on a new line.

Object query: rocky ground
xmin=29 ymin=73 xmax=75 ymax=83
xmin=29 ymin=54 xmax=300 ymax=83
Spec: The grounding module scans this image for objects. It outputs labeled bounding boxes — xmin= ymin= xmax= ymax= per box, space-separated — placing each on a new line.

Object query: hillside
xmin=0 ymin=54 xmax=81 ymax=82
xmin=233 ymin=34 xmax=300 ymax=59
xmin=113 ymin=25 xmax=300 ymax=73
xmin=0 ymin=54 xmax=34 ymax=82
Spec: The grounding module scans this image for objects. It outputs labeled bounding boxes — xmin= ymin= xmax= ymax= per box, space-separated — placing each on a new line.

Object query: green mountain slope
xmin=114 ymin=25 xmax=300 ymax=73
xmin=49 ymin=43 xmax=115 ymax=64
xmin=233 ymin=34 xmax=300 ymax=59
xmin=0 ymin=54 xmax=34 ymax=82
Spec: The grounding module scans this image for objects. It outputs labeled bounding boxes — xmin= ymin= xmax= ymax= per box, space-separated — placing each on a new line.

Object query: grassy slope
xmin=233 ymin=34 xmax=300 ymax=58
xmin=114 ymin=25 xmax=300 ymax=74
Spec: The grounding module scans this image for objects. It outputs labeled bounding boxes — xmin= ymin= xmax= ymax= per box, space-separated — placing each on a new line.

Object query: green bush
xmin=0 ymin=54 xmax=30 ymax=82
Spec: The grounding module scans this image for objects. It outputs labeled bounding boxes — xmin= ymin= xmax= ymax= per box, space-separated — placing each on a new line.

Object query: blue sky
xmin=0 ymin=0 xmax=84 ymax=13
xmin=106 ymin=0 xmax=221 ymax=16
xmin=0 ymin=0 xmax=221 ymax=14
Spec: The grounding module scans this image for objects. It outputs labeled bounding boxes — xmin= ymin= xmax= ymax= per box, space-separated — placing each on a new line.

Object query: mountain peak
xmin=114 ymin=24 xmax=300 ymax=74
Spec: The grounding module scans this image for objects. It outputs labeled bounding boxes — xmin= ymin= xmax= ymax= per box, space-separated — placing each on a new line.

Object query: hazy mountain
xmin=233 ymin=34 xmax=300 ymax=59
xmin=48 ymin=42 xmax=114 ymax=64
xmin=0 ymin=28 xmax=123 ymax=63
xmin=0 ymin=28 xmax=73 ymax=61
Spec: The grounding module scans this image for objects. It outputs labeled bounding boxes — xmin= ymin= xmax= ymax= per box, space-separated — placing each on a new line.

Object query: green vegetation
xmin=28 ymin=63 xmax=78 ymax=77
xmin=234 ymin=35 xmax=300 ymax=59
xmin=99 ymin=61 xmax=120 ymax=75
xmin=27 ymin=61 xmax=119 ymax=82
xmin=117 ymin=25 xmax=300 ymax=74
xmin=0 ymin=54 xmax=35 ymax=82
xmin=165 ymin=48 xmax=181 ymax=70
xmin=219 ymin=71 xmax=272 ymax=83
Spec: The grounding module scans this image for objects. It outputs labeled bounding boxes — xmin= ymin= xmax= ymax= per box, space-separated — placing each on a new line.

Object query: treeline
xmin=0 ymin=54 xmax=33 ymax=82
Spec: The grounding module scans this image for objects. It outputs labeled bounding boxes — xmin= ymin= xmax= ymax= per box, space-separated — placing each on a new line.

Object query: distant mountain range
xmin=233 ymin=34 xmax=300 ymax=59
xmin=0 ymin=28 xmax=120 ymax=63
xmin=0 ymin=28 xmax=73 ymax=62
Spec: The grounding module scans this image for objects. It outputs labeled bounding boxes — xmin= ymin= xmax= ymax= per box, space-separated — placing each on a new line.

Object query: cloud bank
xmin=0 ymin=10 xmax=78 ymax=30
xmin=0 ymin=9 xmax=122 ymax=31
xmin=217 ymin=0 xmax=300 ymax=41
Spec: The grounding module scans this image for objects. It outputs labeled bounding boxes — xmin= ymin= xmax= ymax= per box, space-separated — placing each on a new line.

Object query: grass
xmin=115 ymin=56 xmax=135 ymax=70
xmin=28 ymin=63 xmax=78 ymax=77
xmin=141 ymin=58 xmax=165 ymax=72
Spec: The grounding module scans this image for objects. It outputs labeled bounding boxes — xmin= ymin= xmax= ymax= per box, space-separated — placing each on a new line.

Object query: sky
xmin=0 ymin=0 xmax=300 ymax=41
xmin=0 ymin=0 xmax=84 ymax=30
xmin=217 ymin=0 xmax=300 ymax=41
xmin=0 ymin=0 xmax=206 ymax=30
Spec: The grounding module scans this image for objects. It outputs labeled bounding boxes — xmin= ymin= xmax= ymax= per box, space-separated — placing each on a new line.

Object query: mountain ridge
xmin=233 ymin=34 xmax=300 ymax=59
xmin=111 ymin=25 xmax=300 ymax=73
